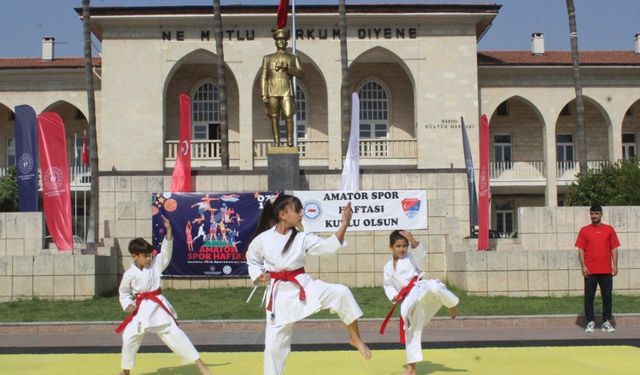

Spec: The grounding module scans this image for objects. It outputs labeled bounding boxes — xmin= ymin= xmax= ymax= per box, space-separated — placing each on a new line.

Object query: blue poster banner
xmin=14 ymin=105 xmax=39 ymax=212
xmin=152 ymin=192 xmax=278 ymax=277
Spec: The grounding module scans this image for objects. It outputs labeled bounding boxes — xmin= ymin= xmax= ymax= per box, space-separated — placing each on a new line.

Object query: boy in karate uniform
xmin=380 ymin=230 xmax=459 ymax=375
xmin=116 ymin=215 xmax=211 ymax=375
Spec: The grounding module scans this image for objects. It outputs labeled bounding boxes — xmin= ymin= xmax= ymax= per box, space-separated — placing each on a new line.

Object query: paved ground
xmin=1 ymin=314 xmax=638 ymax=354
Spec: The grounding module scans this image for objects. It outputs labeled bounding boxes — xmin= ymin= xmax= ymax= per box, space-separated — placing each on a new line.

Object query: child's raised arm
xmin=156 ymin=215 xmax=174 ymax=271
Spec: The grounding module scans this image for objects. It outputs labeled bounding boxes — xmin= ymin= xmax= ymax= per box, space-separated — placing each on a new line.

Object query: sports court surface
xmin=2 ymin=346 xmax=638 ymax=374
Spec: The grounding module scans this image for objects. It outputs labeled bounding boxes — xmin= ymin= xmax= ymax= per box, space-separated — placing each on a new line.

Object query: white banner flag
xmin=340 ymin=92 xmax=360 ymax=191
xmin=293 ymin=190 xmax=427 ymax=232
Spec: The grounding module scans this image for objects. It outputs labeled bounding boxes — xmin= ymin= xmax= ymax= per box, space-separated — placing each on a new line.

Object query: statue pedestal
xmin=267 ymin=147 xmax=300 ymax=191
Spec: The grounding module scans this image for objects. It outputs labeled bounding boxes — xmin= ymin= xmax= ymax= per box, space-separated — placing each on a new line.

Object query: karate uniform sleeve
xmin=246 ymin=236 xmax=266 ymax=283
xmin=155 ymin=238 xmax=174 ymax=272
xmin=410 ymin=242 xmax=427 ymax=270
xmin=305 ymin=233 xmax=346 ymax=256
xmin=118 ymin=271 xmax=135 ymax=311
xmin=383 ymin=265 xmax=397 ymax=302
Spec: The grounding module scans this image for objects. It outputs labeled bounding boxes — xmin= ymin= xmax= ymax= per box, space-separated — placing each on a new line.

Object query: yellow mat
xmin=1 ymin=346 xmax=638 ymax=375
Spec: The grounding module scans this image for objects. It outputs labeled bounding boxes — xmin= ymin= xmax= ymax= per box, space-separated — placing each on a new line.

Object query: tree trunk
xmin=339 ymin=0 xmax=350 ymax=157
xmin=82 ymin=0 xmax=100 ymax=244
xmin=213 ymin=0 xmax=229 ymax=169
xmin=566 ymin=0 xmax=588 ymax=175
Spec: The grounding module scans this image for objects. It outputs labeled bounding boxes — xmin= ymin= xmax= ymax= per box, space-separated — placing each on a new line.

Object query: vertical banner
xmin=38 ymin=112 xmax=73 ymax=251
xmin=340 ymin=92 xmax=360 ymax=191
xmin=478 ymin=114 xmax=490 ymax=251
xmin=14 ymin=105 xmax=40 ymax=212
xmin=461 ymin=116 xmax=478 ymax=236
xmin=152 ymin=192 xmax=277 ymax=276
xmin=170 ymin=93 xmax=192 ymax=192
xmin=277 ymin=0 xmax=289 ymax=29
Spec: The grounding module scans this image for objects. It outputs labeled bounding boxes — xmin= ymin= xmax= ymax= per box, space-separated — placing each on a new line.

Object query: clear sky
xmin=0 ymin=0 xmax=639 ymax=58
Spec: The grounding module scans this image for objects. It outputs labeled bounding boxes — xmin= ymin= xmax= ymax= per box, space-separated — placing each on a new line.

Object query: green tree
xmin=565 ymin=159 xmax=640 ymax=206
xmin=0 ymin=166 xmax=18 ymax=212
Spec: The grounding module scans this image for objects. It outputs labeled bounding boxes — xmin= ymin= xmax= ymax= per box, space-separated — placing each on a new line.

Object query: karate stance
xmin=380 ymin=230 xmax=458 ymax=375
xmin=247 ymin=194 xmax=371 ymax=375
xmin=116 ymin=215 xmax=211 ymax=375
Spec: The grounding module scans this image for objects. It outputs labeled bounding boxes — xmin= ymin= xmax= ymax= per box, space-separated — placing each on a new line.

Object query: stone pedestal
xmin=268 ymin=147 xmax=300 ymax=191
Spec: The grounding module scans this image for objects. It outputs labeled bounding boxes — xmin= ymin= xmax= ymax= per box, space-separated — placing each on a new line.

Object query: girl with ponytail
xmin=247 ymin=194 xmax=371 ymax=375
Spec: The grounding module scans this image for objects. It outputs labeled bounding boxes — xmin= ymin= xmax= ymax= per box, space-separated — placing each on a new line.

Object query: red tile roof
xmin=478 ymin=51 xmax=640 ymax=66
xmin=0 ymin=57 xmax=101 ymax=70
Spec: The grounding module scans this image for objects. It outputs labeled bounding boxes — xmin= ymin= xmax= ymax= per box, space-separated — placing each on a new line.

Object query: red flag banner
xmin=477 ymin=114 xmax=490 ymax=251
xmin=37 ymin=112 xmax=73 ymax=251
xmin=81 ymin=132 xmax=89 ymax=166
xmin=277 ymin=0 xmax=289 ymax=29
xmin=171 ymin=93 xmax=192 ymax=192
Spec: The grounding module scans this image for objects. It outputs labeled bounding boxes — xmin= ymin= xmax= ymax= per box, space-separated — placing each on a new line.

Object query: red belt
xmin=379 ymin=276 xmax=419 ymax=344
xmin=115 ymin=288 xmax=178 ymax=334
xmin=266 ymin=267 xmax=306 ymax=314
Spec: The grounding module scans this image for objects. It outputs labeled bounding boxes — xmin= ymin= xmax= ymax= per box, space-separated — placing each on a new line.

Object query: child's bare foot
xmin=117 ymin=370 xmax=130 ymax=375
xmin=448 ymin=306 xmax=458 ymax=319
xmin=401 ymin=363 xmax=416 ymax=375
xmin=349 ymin=336 xmax=372 ymax=360
xmin=196 ymin=358 xmax=212 ymax=375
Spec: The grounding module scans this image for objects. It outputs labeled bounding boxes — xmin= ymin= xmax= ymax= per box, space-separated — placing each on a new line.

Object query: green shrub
xmin=565 ymin=158 xmax=640 ymax=206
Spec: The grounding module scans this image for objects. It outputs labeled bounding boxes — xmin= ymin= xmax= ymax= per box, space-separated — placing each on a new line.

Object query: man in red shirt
xmin=575 ymin=205 xmax=620 ymax=333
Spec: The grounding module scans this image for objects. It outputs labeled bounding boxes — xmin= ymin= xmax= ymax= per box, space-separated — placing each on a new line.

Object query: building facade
xmin=1 ymin=4 xmax=639 ymax=296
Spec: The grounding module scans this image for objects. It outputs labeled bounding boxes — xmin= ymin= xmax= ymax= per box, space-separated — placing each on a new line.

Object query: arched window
xmin=358 ymin=80 xmax=388 ymax=139
xmin=191 ymin=81 xmax=220 ymax=140
xmin=279 ymin=83 xmax=307 ymax=140
xmin=6 ymin=138 xmax=15 ymax=166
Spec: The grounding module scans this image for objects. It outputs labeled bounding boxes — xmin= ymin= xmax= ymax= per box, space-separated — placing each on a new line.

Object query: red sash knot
xmin=115 ymin=288 xmax=178 ymax=334
xmin=379 ymin=276 xmax=419 ymax=344
xmin=266 ymin=267 xmax=306 ymax=314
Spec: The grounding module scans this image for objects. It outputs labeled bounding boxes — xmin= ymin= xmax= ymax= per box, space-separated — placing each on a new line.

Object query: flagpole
xmin=73 ymin=133 xmax=78 ymax=238
xmin=291 ymin=0 xmax=298 ymax=147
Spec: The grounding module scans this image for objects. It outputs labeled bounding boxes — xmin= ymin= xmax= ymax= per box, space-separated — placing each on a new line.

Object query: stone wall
xmin=101 ymin=170 xmax=469 ymax=290
xmin=0 ymin=212 xmax=118 ymax=302
xmin=447 ymin=206 xmax=640 ymax=296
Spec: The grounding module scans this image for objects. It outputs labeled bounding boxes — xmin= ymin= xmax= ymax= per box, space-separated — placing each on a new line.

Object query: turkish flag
xmin=277 ymin=0 xmax=289 ymax=29
xmin=477 ymin=114 xmax=490 ymax=251
xmin=38 ymin=112 xmax=73 ymax=251
xmin=170 ymin=94 xmax=192 ymax=192
xmin=81 ymin=133 xmax=89 ymax=166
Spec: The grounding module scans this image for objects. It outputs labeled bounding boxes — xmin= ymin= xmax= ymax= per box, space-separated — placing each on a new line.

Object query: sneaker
xmin=585 ymin=321 xmax=595 ymax=333
xmin=601 ymin=320 xmax=615 ymax=333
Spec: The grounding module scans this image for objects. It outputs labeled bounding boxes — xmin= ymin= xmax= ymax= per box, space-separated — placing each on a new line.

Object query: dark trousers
xmin=584 ymin=274 xmax=613 ymax=322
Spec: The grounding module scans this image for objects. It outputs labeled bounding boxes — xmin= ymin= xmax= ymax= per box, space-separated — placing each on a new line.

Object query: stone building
xmin=1 ymin=4 xmax=639 ymax=299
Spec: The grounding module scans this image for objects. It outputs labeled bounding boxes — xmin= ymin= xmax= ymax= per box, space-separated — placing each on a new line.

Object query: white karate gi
xmin=247 ymin=227 xmax=363 ymax=375
xmin=383 ymin=243 xmax=459 ymax=364
xmin=118 ymin=238 xmax=200 ymax=370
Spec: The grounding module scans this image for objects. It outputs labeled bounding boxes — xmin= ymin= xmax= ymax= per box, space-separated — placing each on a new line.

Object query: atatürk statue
xmin=261 ymin=28 xmax=305 ymax=147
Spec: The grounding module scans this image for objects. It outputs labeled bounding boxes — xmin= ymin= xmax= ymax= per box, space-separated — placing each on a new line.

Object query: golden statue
xmin=261 ymin=28 xmax=305 ymax=147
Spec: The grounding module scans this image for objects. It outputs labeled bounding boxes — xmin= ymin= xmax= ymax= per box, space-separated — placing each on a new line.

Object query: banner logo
xmin=401 ymin=198 xmax=421 ymax=219
xmin=303 ymin=201 xmax=322 ymax=221
xmin=43 ymin=167 xmax=64 ymax=191
xmin=18 ymin=153 xmax=35 ymax=175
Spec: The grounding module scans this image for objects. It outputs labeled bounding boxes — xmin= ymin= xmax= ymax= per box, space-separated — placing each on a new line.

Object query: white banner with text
xmin=293 ymin=190 xmax=427 ymax=232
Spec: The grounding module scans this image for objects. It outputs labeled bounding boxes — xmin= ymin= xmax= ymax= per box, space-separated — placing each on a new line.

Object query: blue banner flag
xmin=461 ymin=116 xmax=478 ymax=235
xmin=14 ymin=105 xmax=40 ymax=212
xmin=152 ymin=192 xmax=278 ymax=277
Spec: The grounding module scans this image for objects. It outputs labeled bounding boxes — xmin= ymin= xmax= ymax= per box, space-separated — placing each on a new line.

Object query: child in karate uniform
xmin=247 ymin=194 xmax=371 ymax=375
xmin=116 ymin=215 xmax=211 ymax=375
xmin=381 ymin=230 xmax=459 ymax=375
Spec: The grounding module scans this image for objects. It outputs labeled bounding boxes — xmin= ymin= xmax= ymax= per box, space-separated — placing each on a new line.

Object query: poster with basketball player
xmin=152 ymin=192 xmax=278 ymax=277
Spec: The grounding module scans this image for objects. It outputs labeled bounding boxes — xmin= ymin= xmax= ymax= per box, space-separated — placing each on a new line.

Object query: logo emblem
xmin=401 ymin=198 xmax=421 ymax=219
xmin=43 ymin=167 xmax=65 ymax=191
xmin=303 ymin=201 xmax=321 ymax=221
xmin=18 ymin=153 xmax=34 ymax=174
xmin=222 ymin=265 xmax=232 ymax=275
